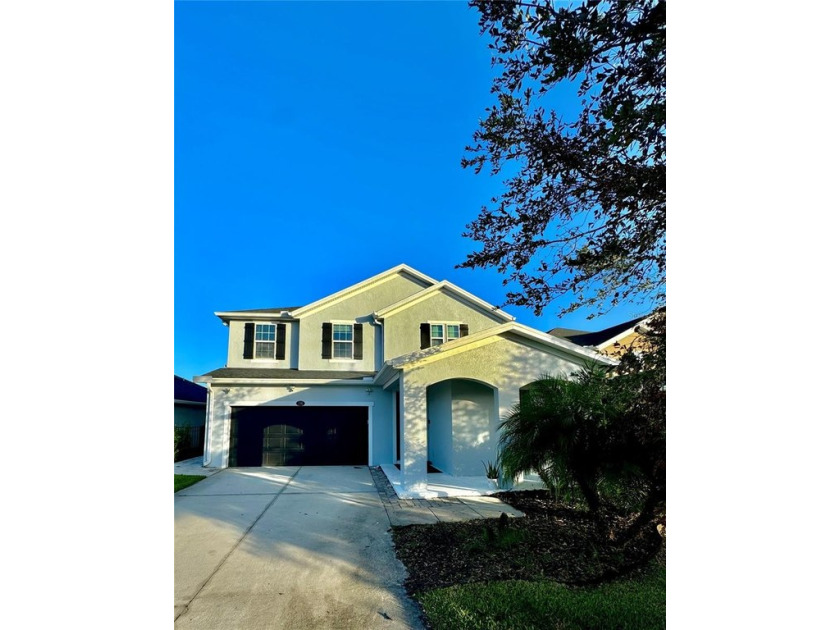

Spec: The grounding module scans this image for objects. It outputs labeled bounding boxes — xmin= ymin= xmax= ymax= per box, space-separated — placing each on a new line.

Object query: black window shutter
xmin=420 ymin=323 xmax=431 ymax=349
xmin=243 ymin=323 xmax=255 ymax=359
xmin=276 ymin=324 xmax=286 ymax=360
xmin=353 ymin=323 xmax=363 ymax=360
xmin=459 ymin=324 xmax=469 ymax=338
xmin=321 ymin=323 xmax=333 ymax=359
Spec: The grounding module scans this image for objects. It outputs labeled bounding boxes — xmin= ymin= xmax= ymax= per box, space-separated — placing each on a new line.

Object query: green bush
xmin=174 ymin=426 xmax=191 ymax=462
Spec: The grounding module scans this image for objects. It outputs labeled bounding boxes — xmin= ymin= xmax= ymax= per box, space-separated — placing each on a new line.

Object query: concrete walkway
xmin=175 ymin=466 xmax=424 ymax=629
xmin=174 ymin=456 xmax=219 ymax=477
xmin=369 ymin=466 xmax=524 ymax=526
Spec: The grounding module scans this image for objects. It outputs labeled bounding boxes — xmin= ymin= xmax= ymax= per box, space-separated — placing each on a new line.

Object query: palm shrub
xmin=499 ymin=311 xmax=666 ymax=539
xmin=499 ymin=367 xmax=622 ymax=511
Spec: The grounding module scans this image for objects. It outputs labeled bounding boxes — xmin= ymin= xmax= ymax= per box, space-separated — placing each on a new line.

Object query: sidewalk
xmin=174 ymin=456 xmax=220 ymax=477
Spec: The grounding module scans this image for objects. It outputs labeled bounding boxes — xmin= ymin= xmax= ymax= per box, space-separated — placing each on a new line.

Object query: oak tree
xmin=461 ymin=0 xmax=665 ymax=317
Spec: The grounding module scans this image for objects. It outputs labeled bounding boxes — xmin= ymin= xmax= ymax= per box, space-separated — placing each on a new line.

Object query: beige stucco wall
xmin=382 ymin=290 xmax=508 ymax=360
xmin=296 ymin=272 xmax=429 ymax=371
xmin=398 ymin=333 xmax=594 ymax=491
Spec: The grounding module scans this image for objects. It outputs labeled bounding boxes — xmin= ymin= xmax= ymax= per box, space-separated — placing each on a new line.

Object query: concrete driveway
xmin=175 ymin=466 xmax=424 ymax=629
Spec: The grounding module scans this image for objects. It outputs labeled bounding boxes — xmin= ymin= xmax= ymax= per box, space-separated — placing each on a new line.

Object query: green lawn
xmin=417 ymin=562 xmax=665 ymax=630
xmin=175 ymin=474 xmax=206 ymax=493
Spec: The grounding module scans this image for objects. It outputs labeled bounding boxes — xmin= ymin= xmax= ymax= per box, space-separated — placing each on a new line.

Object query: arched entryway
xmin=425 ymin=379 xmax=497 ymax=476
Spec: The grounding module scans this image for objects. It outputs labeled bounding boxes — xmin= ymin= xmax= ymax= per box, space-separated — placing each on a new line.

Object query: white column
xmin=400 ymin=372 xmax=428 ymax=497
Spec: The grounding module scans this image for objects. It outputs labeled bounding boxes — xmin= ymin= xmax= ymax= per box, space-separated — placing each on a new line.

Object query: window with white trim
xmin=430 ymin=322 xmax=461 ymax=347
xmin=254 ymin=324 xmax=276 ymax=358
xmin=333 ymin=323 xmax=353 ymax=358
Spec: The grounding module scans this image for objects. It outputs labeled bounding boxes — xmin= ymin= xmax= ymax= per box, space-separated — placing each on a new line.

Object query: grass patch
xmin=175 ymin=475 xmax=206 ymax=493
xmin=418 ymin=561 xmax=664 ymax=630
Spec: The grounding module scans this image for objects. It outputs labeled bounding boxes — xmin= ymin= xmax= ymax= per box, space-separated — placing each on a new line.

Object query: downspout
xmin=202 ymin=385 xmax=212 ymax=467
xmin=371 ymin=315 xmax=384 ymax=371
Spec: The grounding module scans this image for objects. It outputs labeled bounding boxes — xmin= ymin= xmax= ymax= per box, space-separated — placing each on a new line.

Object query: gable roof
xmin=289 ymin=264 xmax=437 ymax=318
xmin=374 ymin=280 xmax=514 ymax=322
xmin=375 ymin=321 xmax=615 ymax=383
xmin=175 ymin=375 xmax=207 ymax=403
xmin=548 ymin=315 xmax=649 ymax=348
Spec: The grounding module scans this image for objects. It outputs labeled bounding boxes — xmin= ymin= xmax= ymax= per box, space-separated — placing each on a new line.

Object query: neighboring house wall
xmin=175 ymin=403 xmax=205 ymax=427
xmin=382 ymin=290 xmax=508 ymax=360
xmin=296 ymin=272 xmax=431 ymax=372
xmin=600 ymin=330 xmax=643 ymax=357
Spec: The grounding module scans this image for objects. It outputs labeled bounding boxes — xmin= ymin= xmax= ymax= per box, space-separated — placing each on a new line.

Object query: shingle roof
xmin=175 ymin=375 xmax=208 ymax=403
xmin=200 ymin=368 xmax=375 ymax=381
xmin=222 ymin=306 xmax=302 ymax=314
xmin=547 ymin=315 xmax=649 ymax=347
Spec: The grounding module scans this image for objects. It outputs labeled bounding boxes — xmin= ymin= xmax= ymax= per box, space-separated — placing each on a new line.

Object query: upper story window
xmin=333 ymin=323 xmax=354 ymax=358
xmin=430 ymin=323 xmax=461 ymax=346
xmin=243 ymin=322 xmax=286 ymax=360
xmin=421 ymin=322 xmax=468 ymax=349
xmin=321 ymin=322 xmax=363 ymax=360
xmin=254 ymin=324 xmax=276 ymax=358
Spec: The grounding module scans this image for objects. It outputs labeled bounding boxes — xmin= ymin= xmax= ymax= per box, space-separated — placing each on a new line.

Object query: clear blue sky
xmin=174 ymin=1 xmax=653 ymax=382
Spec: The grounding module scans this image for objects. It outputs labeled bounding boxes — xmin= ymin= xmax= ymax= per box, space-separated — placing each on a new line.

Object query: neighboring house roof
xmin=196 ymin=368 xmax=375 ymax=383
xmin=548 ymin=315 xmax=650 ymax=348
xmin=374 ymin=280 xmax=514 ymax=322
xmin=545 ymin=326 xmax=590 ymax=338
xmin=290 ymin=264 xmax=437 ymax=318
xmin=375 ymin=321 xmax=615 ymax=385
xmin=175 ymin=375 xmax=207 ymax=404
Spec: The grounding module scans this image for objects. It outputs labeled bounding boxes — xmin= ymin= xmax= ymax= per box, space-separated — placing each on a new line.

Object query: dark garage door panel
xmin=229 ymin=406 xmax=368 ymax=466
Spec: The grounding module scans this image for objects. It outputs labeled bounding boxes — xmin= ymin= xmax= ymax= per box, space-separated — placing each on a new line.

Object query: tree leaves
xmin=462 ymin=0 xmax=666 ymax=317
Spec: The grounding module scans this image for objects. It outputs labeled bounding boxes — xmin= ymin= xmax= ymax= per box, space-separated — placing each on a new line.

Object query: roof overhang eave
xmin=196 ymin=377 xmax=376 ymax=386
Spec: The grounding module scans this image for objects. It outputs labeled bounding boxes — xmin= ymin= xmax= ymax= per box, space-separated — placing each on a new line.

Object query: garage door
xmin=228 ymin=406 xmax=368 ymax=466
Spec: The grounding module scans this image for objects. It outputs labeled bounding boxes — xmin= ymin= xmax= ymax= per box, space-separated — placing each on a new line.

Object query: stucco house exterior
xmin=195 ymin=264 xmax=614 ymax=497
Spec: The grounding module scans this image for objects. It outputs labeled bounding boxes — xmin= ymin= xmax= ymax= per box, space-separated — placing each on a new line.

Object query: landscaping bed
xmin=390 ymin=489 xmax=665 ymax=629
xmin=392 ymin=490 xmax=663 ymax=594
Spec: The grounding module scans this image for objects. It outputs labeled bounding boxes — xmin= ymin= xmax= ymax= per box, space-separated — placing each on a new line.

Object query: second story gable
xmin=374 ymin=281 xmax=514 ymax=360
xmin=214 ymin=265 xmax=515 ymax=374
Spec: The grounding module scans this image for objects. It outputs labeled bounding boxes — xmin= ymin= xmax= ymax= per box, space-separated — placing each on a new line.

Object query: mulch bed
xmin=391 ymin=490 xmax=663 ymax=594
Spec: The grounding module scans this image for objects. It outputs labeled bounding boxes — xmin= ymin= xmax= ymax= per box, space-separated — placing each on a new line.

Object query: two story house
xmin=195 ymin=264 xmax=613 ymax=497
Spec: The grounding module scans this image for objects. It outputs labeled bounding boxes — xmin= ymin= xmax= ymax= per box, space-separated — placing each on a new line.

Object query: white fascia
xmin=214 ymin=311 xmax=297 ymax=323
xmin=290 ymin=264 xmax=438 ymax=318
xmin=373 ymin=280 xmax=514 ymax=322
xmin=196 ymin=378 xmax=377 ymax=386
